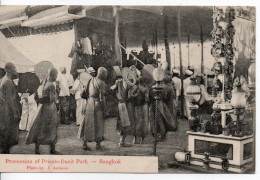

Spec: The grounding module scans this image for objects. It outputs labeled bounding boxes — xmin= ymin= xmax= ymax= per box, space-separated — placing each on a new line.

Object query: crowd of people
xmin=0 ymin=61 xmax=213 ymax=154
xmin=0 ymin=36 xmax=218 ymax=155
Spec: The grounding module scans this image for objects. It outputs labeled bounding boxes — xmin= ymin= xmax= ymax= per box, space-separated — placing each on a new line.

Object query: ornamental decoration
xmin=211 ymin=7 xmax=235 ymax=100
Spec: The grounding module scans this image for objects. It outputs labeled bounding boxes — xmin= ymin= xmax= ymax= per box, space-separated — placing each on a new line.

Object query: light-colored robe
xmin=19 ymin=93 xmax=37 ymax=131
xmin=26 ymin=80 xmax=59 ymax=145
xmin=78 ymin=77 xmax=106 ymax=142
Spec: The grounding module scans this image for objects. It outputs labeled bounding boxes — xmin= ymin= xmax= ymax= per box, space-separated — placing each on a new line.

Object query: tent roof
xmin=0 ymin=31 xmax=35 ymax=73
xmin=0 ymin=5 xmax=213 ymax=37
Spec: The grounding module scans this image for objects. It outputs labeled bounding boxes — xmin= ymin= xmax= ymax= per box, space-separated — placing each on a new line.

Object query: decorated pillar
xmin=211 ymin=7 xmax=236 ymax=101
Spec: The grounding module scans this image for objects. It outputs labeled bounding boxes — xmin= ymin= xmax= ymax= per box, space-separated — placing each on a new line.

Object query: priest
xmin=0 ymin=62 xmax=21 ymax=154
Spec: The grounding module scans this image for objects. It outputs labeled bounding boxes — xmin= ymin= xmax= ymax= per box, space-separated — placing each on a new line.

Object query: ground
xmin=9 ymin=110 xmax=254 ymax=174
xmin=10 ymin=115 xmax=197 ymax=173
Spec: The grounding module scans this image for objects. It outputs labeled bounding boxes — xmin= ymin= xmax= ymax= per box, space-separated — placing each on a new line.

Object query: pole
xmin=200 ymin=25 xmax=204 ymax=74
xmin=164 ymin=15 xmax=171 ymax=70
xmin=187 ymin=34 xmax=190 ymax=68
xmin=173 ymin=46 xmax=175 ymax=68
xmin=153 ymin=88 xmax=159 ymax=155
xmin=177 ymin=6 xmax=184 ymax=118
xmin=113 ymin=6 xmax=122 ymax=67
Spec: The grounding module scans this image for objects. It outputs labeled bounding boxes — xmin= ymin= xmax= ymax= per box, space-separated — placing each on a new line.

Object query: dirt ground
xmin=9 ymin=109 xmax=254 ymax=174
xmin=10 ymin=115 xmax=197 ymax=173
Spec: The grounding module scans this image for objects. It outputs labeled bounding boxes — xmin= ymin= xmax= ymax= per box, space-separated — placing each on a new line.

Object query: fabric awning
xmin=21 ymin=6 xmax=90 ymax=28
xmin=0 ymin=6 xmax=28 ymax=29
xmin=0 ymin=31 xmax=35 ymax=73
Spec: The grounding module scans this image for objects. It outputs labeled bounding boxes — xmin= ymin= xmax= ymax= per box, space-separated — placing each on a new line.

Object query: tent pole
xmin=200 ymin=24 xmax=204 ymax=74
xmin=113 ymin=6 xmax=122 ymax=67
xmin=177 ymin=6 xmax=184 ymax=119
xmin=164 ymin=15 xmax=171 ymax=71
xmin=187 ymin=34 xmax=190 ymax=68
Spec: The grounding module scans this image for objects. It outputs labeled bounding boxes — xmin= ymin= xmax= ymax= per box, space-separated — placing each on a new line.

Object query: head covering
xmin=142 ymin=40 xmax=148 ymax=50
xmin=194 ymin=72 xmax=203 ymax=77
xmin=97 ymin=67 xmax=107 ymax=75
xmin=185 ymin=69 xmax=193 ymax=76
xmin=172 ymin=69 xmax=180 ymax=75
xmin=59 ymin=66 xmax=66 ymax=74
xmin=87 ymin=67 xmax=96 ymax=74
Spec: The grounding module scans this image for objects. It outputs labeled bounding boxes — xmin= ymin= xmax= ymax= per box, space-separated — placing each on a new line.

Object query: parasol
xmin=18 ymin=72 xmax=40 ymax=94
xmin=141 ymin=64 xmax=155 ymax=85
xmin=34 ymin=61 xmax=54 ymax=82
xmin=0 ymin=68 xmax=5 ymax=79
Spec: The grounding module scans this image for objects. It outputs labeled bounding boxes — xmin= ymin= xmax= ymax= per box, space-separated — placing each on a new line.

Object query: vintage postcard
xmin=0 ymin=4 xmax=256 ymax=174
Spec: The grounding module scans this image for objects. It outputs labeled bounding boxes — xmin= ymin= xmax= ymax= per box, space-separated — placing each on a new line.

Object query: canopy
xmin=0 ymin=31 xmax=35 ymax=73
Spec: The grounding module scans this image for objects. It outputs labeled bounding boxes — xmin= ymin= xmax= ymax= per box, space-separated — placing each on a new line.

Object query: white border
xmin=0 ymin=0 xmax=259 ymax=180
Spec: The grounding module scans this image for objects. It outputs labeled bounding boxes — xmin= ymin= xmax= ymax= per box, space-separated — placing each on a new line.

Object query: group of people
xmin=0 ymin=35 xmax=217 ymax=154
xmin=0 ymin=61 xmax=108 ymax=154
xmin=111 ymin=66 xmax=178 ymax=147
xmin=0 ymin=59 xmax=180 ymax=154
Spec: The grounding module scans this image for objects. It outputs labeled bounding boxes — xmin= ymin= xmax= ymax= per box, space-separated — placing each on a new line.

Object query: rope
xmin=5 ymin=24 xmax=17 ymax=38
xmin=118 ymin=43 xmax=145 ymax=66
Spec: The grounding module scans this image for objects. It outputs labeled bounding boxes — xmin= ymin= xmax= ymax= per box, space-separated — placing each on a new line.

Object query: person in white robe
xmin=56 ymin=67 xmax=71 ymax=124
xmin=172 ymin=69 xmax=181 ymax=114
xmin=19 ymin=93 xmax=37 ymax=131
xmin=72 ymin=67 xmax=95 ymax=126
xmin=183 ymin=69 xmax=194 ymax=118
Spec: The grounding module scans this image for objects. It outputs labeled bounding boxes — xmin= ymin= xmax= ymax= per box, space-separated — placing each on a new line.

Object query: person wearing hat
xmin=183 ymin=69 xmax=194 ymax=118
xmin=56 ymin=66 xmax=71 ymax=125
xmin=87 ymin=67 xmax=96 ymax=77
xmin=71 ymin=67 xmax=95 ymax=126
xmin=110 ymin=68 xmax=133 ymax=147
xmin=138 ymin=40 xmax=153 ymax=69
xmin=172 ymin=69 xmax=181 ymax=98
xmin=172 ymin=69 xmax=181 ymax=116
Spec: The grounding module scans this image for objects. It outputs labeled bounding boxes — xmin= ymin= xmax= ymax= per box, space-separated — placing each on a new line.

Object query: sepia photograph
xmin=0 ymin=4 xmax=256 ymax=174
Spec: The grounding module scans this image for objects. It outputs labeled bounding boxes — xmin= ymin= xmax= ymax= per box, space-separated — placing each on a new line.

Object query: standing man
xmin=26 ymin=68 xmax=59 ymax=154
xmin=0 ymin=62 xmax=21 ymax=154
xmin=78 ymin=67 xmax=108 ymax=150
xmin=172 ymin=69 xmax=181 ymax=115
xmin=183 ymin=69 xmax=194 ymax=118
xmin=110 ymin=72 xmax=132 ymax=147
xmin=19 ymin=91 xmax=37 ymax=131
xmin=67 ymin=73 xmax=76 ymax=122
xmin=57 ymin=67 xmax=71 ymax=125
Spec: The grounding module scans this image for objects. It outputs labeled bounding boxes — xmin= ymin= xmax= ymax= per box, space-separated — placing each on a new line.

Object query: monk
xmin=0 ymin=62 xmax=21 ymax=154
xmin=26 ymin=68 xmax=59 ymax=154
xmin=149 ymin=76 xmax=177 ymax=140
xmin=78 ymin=67 xmax=108 ymax=150
xmin=111 ymin=75 xmax=132 ymax=147
xmin=131 ymin=76 xmax=149 ymax=144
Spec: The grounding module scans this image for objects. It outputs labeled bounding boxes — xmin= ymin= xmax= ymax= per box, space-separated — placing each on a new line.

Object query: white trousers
xmin=183 ymin=98 xmax=191 ymax=118
xmin=76 ymin=98 xmax=86 ymax=126
xmin=19 ymin=101 xmax=38 ymax=131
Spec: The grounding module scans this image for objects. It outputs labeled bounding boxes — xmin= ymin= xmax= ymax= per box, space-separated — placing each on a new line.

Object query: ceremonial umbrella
xmin=34 ymin=61 xmax=54 ymax=82
xmin=141 ymin=64 xmax=155 ymax=86
xmin=18 ymin=72 xmax=40 ymax=93
xmin=0 ymin=68 xmax=5 ymax=79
